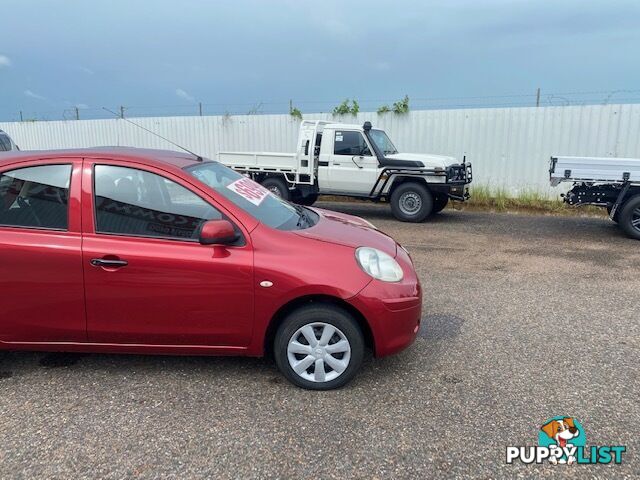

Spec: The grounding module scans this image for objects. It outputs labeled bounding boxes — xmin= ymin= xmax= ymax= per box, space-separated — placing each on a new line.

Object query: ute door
xmin=323 ymin=130 xmax=379 ymax=195
xmin=81 ymin=161 xmax=254 ymax=347
xmin=0 ymin=159 xmax=86 ymax=343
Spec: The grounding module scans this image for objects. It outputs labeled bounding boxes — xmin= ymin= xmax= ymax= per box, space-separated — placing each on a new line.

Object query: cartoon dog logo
xmin=540 ymin=417 xmax=580 ymax=464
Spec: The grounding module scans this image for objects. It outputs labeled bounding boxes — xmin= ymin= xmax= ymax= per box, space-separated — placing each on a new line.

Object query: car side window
xmin=94 ymin=165 xmax=222 ymax=241
xmin=334 ymin=131 xmax=371 ymax=156
xmin=0 ymin=164 xmax=72 ymax=230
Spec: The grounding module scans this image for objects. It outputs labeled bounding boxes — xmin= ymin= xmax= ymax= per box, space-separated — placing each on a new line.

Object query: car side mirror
xmin=199 ymin=219 xmax=239 ymax=245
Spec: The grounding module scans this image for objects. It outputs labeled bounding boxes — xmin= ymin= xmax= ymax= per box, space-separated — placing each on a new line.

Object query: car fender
xmin=245 ymin=224 xmax=373 ymax=355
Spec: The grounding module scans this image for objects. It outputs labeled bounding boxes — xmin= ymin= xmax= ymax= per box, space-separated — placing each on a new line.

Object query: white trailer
xmin=550 ymin=155 xmax=640 ymax=239
xmin=218 ymin=121 xmax=472 ymax=222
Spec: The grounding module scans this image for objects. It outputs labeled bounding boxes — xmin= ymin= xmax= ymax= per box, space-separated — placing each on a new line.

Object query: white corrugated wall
xmin=2 ymin=104 xmax=639 ymax=197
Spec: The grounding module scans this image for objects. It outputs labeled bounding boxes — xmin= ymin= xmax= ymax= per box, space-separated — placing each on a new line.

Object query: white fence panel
xmin=2 ymin=104 xmax=639 ymax=197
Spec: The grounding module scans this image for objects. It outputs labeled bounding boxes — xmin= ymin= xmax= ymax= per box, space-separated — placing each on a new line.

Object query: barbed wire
xmin=1 ymin=89 xmax=639 ymax=122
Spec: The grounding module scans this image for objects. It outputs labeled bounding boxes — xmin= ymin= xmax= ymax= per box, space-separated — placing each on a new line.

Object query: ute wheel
xmin=606 ymin=204 xmax=620 ymax=223
xmin=390 ymin=182 xmax=433 ymax=222
xmin=431 ymin=195 xmax=449 ymax=214
xmin=274 ymin=304 xmax=364 ymax=390
xmin=618 ymin=195 xmax=640 ymax=240
xmin=261 ymin=177 xmax=290 ymax=201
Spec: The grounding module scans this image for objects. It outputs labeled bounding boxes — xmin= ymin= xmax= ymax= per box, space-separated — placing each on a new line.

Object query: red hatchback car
xmin=0 ymin=148 xmax=421 ymax=389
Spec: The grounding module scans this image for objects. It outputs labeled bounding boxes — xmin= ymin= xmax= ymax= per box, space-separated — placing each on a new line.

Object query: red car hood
xmin=294 ymin=207 xmax=398 ymax=256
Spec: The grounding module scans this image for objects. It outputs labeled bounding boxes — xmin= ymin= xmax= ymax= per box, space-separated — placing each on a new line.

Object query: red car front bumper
xmin=349 ymin=246 xmax=422 ymax=357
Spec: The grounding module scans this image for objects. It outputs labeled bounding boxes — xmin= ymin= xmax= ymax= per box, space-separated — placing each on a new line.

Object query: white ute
xmin=550 ymin=155 xmax=640 ymax=240
xmin=218 ymin=121 xmax=472 ymax=222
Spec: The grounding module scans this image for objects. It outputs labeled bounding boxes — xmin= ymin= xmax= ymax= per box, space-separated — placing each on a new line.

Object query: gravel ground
xmin=1 ymin=203 xmax=638 ymax=479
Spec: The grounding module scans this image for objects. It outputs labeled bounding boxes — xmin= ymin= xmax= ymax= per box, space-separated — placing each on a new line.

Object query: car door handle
xmin=90 ymin=258 xmax=128 ymax=268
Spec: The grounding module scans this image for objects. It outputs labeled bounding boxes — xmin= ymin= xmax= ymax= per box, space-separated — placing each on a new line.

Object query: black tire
xmin=618 ymin=195 xmax=640 ymax=240
xmin=431 ymin=195 xmax=449 ymax=214
xmin=274 ymin=304 xmax=364 ymax=390
xmin=291 ymin=191 xmax=318 ymax=206
xmin=606 ymin=204 xmax=620 ymax=223
xmin=297 ymin=193 xmax=318 ymax=206
xmin=390 ymin=182 xmax=434 ymax=222
xmin=261 ymin=177 xmax=290 ymax=201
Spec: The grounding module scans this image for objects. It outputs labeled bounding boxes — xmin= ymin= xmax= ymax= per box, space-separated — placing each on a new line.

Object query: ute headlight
xmin=355 ymin=247 xmax=403 ymax=282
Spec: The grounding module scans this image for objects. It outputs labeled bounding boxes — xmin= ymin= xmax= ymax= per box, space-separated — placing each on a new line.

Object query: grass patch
xmin=467 ymin=186 xmax=560 ymax=211
xmin=318 ymin=187 xmax=607 ymax=217
xmin=460 ymin=185 xmax=605 ymax=216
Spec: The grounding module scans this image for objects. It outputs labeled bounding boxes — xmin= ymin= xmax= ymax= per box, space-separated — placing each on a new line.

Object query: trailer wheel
xmin=261 ymin=177 xmax=290 ymax=201
xmin=619 ymin=195 xmax=640 ymax=240
xmin=390 ymin=182 xmax=433 ymax=222
xmin=431 ymin=195 xmax=449 ymax=214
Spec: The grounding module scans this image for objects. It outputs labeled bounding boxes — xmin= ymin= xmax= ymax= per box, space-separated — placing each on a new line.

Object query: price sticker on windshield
xmin=227 ymin=177 xmax=271 ymax=206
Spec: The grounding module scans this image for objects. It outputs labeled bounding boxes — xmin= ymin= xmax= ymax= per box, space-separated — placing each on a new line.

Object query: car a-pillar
xmin=389 ymin=180 xmax=434 ymax=222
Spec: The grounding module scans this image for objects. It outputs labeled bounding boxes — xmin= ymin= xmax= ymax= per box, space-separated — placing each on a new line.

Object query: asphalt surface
xmin=1 ymin=203 xmax=638 ymax=479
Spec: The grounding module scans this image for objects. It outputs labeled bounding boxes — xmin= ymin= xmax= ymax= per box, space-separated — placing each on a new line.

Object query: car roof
xmin=0 ymin=146 xmax=202 ymax=170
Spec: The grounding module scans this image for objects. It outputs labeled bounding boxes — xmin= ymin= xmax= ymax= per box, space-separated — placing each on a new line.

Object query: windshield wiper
xmin=294 ymin=204 xmax=312 ymax=228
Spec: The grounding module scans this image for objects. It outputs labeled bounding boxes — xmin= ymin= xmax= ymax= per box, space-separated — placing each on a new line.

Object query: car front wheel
xmin=274 ymin=304 xmax=364 ymax=390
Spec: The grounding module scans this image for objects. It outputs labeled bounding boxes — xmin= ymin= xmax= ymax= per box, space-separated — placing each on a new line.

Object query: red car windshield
xmin=186 ymin=161 xmax=317 ymax=230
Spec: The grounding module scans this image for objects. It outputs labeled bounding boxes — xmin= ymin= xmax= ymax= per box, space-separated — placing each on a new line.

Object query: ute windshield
xmin=186 ymin=161 xmax=317 ymax=230
xmin=369 ymin=129 xmax=398 ymax=155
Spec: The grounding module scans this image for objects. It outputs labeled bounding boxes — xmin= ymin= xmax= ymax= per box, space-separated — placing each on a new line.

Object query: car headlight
xmin=355 ymin=247 xmax=403 ymax=282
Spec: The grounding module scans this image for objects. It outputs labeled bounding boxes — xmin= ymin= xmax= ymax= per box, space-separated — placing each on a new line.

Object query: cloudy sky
xmin=1 ymin=0 xmax=639 ymax=120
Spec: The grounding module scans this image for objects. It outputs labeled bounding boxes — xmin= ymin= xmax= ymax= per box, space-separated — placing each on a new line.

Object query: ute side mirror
xmin=199 ymin=219 xmax=239 ymax=245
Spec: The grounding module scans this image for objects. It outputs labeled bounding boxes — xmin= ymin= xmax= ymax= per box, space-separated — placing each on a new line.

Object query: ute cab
xmin=312 ymin=121 xmax=470 ymax=198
